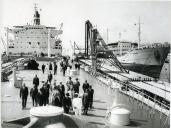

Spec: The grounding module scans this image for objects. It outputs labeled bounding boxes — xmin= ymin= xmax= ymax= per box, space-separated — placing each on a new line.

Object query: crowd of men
xmin=19 ymin=58 xmax=94 ymax=116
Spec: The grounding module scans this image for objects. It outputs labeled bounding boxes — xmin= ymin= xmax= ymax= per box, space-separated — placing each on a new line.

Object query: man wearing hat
xmin=62 ymin=93 xmax=72 ymax=114
xmin=73 ymin=78 xmax=80 ymax=94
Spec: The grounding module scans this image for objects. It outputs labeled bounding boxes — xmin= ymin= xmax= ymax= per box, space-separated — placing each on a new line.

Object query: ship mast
xmin=107 ymin=28 xmax=108 ymax=44
xmin=138 ymin=17 xmax=141 ymax=49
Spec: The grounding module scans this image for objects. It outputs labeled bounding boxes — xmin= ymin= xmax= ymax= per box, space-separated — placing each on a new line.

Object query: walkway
xmin=1 ymin=61 xmax=170 ymax=128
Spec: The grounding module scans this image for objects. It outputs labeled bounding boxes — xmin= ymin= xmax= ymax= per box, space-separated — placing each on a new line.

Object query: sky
xmin=0 ymin=0 xmax=171 ymax=54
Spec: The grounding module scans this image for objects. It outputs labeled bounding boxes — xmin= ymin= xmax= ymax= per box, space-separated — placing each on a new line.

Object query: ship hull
xmin=118 ymin=46 xmax=170 ymax=78
xmin=121 ymin=63 xmax=162 ymax=78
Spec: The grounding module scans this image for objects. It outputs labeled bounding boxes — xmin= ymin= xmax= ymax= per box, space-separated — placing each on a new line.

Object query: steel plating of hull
xmin=118 ymin=46 xmax=170 ymax=78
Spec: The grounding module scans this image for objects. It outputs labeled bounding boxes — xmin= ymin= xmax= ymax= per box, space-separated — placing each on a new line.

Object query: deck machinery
xmin=85 ymin=20 xmax=128 ymax=76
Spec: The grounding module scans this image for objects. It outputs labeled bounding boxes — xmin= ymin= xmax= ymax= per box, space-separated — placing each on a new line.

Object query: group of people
xmin=42 ymin=61 xmax=57 ymax=75
xmin=64 ymin=77 xmax=94 ymax=115
xmin=19 ymin=58 xmax=94 ymax=116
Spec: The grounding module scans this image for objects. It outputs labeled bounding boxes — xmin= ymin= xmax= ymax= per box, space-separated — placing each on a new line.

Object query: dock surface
xmin=1 ymin=61 xmax=170 ymax=128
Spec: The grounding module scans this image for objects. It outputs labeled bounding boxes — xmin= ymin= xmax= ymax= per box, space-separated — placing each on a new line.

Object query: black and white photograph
xmin=0 ymin=0 xmax=170 ymax=128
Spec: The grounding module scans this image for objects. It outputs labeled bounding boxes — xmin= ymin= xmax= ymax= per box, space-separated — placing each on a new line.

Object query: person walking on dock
xmin=52 ymin=87 xmax=62 ymax=107
xmin=59 ymin=82 xmax=65 ymax=100
xmin=37 ymin=89 xmax=44 ymax=106
xmin=20 ymin=83 xmax=28 ymax=109
xmin=62 ymin=93 xmax=72 ymax=114
xmin=40 ymin=84 xmax=47 ymax=106
xmin=66 ymin=77 xmax=73 ymax=91
xmin=54 ymin=64 xmax=57 ymax=75
xmin=82 ymin=89 xmax=89 ymax=115
xmin=49 ymin=62 xmax=53 ymax=71
xmin=30 ymin=85 xmax=38 ymax=107
xmin=82 ymin=80 xmax=89 ymax=93
xmin=72 ymin=93 xmax=82 ymax=116
xmin=48 ymin=71 xmax=53 ymax=84
xmin=66 ymin=77 xmax=74 ymax=98
xmin=42 ymin=64 xmax=45 ymax=74
xmin=62 ymin=61 xmax=67 ymax=76
xmin=33 ymin=75 xmax=39 ymax=87
xmin=73 ymin=78 xmax=80 ymax=94
xmin=88 ymin=85 xmax=94 ymax=109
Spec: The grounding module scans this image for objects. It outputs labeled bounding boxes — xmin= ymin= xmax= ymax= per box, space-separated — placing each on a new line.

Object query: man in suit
xmin=62 ymin=93 xmax=71 ymax=114
xmin=20 ymin=83 xmax=28 ymax=109
xmin=40 ymin=84 xmax=47 ymax=106
xmin=48 ymin=72 xmax=53 ymax=84
xmin=59 ymin=82 xmax=65 ymax=100
xmin=88 ymin=85 xmax=94 ymax=109
xmin=54 ymin=64 xmax=57 ymax=75
xmin=42 ymin=64 xmax=45 ymax=74
xmin=30 ymin=85 xmax=38 ymax=106
xmin=33 ymin=74 xmax=39 ymax=87
xmin=49 ymin=62 xmax=53 ymax=71
xmin=82 ymin=80 xmax=89 ymax=93
xmin=82 ymin=89 xmax=89 ymax=115
xmin=73 ymin=78 xmax=80 ymax=94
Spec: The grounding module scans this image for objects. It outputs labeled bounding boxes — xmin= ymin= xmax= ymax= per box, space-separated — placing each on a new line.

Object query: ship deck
xmin=1 ymin=61 xmax=170 ymax=128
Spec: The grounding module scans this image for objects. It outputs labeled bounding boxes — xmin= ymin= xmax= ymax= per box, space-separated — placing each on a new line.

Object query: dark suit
xmin=33 ymin=77 xmax=39 ymax=87
xmin=88 ymin=89 xmax=94 ymax=108
xmin=82 ymin=83 xmax=89 ymax=92
xmin=62 ymin=96 xmax=71 ymax=113
xmin=73 ymin=81 xmax=80 ymax=93
xmin=42 ymin=64 xmax=45 ymax=74
xmin=49 ymin=63 xmax=53 ymax=70
xmin=40 ymin=87 xmax=47 ymax=106
xmin=82 ymin=92 xmax=89 ymax=115
xmin=54 ymin=65 xmax=57 ymax=75
xmin=20 ymin=86 xmax=28 ymax=109
xmin=30 ymin=87 xmax=38 ymax=106
xmin=48 ymin=73 xmax=53 ymax=84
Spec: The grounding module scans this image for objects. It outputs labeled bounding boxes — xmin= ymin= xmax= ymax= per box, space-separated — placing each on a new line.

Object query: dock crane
xmin=70 ymin=41 xmax=85 ymax=58
xmin=85 ymin=20 xmax=128 ymax=75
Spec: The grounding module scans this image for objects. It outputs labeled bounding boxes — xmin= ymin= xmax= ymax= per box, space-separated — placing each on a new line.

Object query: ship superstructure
xmin=107 ymin=41 xmax=138 ymax=56
xmin=6 ymin=4 xmax=62 ymax=57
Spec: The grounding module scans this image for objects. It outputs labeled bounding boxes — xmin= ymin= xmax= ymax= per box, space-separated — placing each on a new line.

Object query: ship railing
xmin=2 ymin=57 xmax=32 ymax=74
xmin=79 ymin=59 xmax=170 ymax=114
xmin=94 ymin=68 xmax=170 ymax=117
xmin=117 ymin=80 xmax=170 ymax=112
xmin=79 ymin=59 xmax=170 ymax=128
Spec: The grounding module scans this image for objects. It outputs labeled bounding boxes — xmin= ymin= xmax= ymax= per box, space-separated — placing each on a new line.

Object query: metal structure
xmin=85 ymin=20 xmax=128 ymax=75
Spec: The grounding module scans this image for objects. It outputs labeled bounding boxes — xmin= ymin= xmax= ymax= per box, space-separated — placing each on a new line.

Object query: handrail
xmin=79 ymin=60 xmax=170 ymax=114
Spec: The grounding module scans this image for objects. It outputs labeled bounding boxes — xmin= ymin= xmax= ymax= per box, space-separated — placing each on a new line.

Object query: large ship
xmin=4 ymin=4 xmax=63 ymax=58
xmin=117 ymin=44 xmax=170 ymax=79
xmin=112 ymin=17 xmax=170 ymax=79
